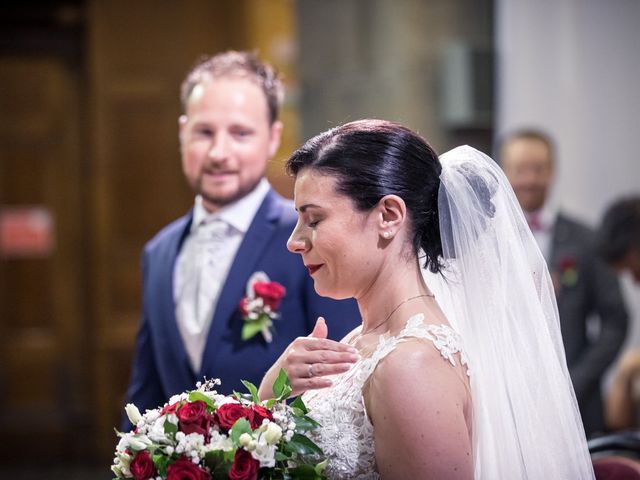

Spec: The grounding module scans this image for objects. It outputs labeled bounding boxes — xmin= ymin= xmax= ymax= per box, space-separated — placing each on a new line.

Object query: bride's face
xmin=287 ymin=168 xmax=381 ymax=299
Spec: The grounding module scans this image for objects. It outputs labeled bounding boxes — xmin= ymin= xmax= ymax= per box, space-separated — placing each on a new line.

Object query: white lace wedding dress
xmin=302 ymin=314 xmax=469 ymax=479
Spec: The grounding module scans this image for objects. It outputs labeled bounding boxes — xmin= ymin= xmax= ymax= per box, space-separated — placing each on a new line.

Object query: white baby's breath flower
xmin=174 ymin=432 xmax=206 ymax=458
xmin=147 ymin=416 xmax=171 ymax=443
xmin=168 ymin=393 xmax=187 ymax=405
xmin=144 ymin=409 xmax=160 ymax=424
xmin=204 ymin=430 xmax=234 ymax=452
xmin=124 ymin=403 xmax=142 ymax=426
xmin=284 ymin=430 xmax=294 ymax=442
xmin=166 ymin=413 xmax=179 ymax=425
xmin=251 ymin=441 xmax=277 ymax=468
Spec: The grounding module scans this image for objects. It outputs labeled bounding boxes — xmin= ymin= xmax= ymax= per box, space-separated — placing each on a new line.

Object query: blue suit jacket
xmin=123 ymin=189 xmax=360 ymax=427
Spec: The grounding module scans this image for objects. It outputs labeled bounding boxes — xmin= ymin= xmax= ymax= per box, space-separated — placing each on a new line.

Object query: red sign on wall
xmin=0 ymin=206 xmax=55 ymax=258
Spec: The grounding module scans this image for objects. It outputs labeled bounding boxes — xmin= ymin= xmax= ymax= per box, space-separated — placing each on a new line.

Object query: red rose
xmin=130 ymin=451 xmax=157 ymax=480
xmin=160 ymin=401 xmax=180 ymax=416
xmin=250 ymin=405 xmax=273 ymax=429
xmin=239 ymin=297 xmax=250 ymax=316
xmin=215 ymin=403 xmax=253 ymax=431
xmin=559 ymin=256 xmax=577 ymax=271
xmin=228 ymin=449 xmax=259 ymax=480
xmin=167 ymin=457 xmax=211 ymax=480
xmin=253 ymin=281 xmax=286 ymax=311
xmin=177 ymin=401 xmax=211 ymax=438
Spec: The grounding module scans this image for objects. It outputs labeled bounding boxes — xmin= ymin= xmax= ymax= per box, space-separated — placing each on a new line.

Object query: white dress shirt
xmin=525 ymin=201 xmax=558 ymax=262
xmin=174 ymin=178 xmax=270 ymax=372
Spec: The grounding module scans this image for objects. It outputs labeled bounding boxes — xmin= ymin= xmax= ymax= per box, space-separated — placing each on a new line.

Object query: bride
xmin=258 ymin=119 xmax=594 ymax=479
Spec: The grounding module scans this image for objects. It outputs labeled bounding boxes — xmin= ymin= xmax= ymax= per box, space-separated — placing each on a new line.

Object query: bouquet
xmin=112 ymin=370 xmax=326 ymax=480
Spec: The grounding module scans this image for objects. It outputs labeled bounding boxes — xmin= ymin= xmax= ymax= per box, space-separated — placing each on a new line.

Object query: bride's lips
xmin=306 ymin=264 xmax=324 ymax=275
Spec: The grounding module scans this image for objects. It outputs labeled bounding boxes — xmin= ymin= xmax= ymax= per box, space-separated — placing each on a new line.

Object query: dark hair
xmin=286 ymin=119 xmax=444 ymax=273
xmin=597 ymin=196 xmax=640 ymax=263
xmin=498 ymin=128 xmax=556 ymax=165
xmin=180 ymin=50 xmax=284 ymax=124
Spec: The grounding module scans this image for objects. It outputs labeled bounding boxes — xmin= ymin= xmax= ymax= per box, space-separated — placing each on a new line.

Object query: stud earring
xmin=383 ymin=231 xmax=390 ymax=239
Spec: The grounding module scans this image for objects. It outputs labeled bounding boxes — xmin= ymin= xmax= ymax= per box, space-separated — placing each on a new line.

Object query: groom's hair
xmin=180 ymin=50 xmax=284 ymax=125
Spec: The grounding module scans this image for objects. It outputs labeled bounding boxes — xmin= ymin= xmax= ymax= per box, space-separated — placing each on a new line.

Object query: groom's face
xmin=179 ymin=76 xmax=282 ymax=212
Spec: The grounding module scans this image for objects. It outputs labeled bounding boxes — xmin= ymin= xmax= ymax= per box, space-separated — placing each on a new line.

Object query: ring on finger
xmin=308 ymin=364 xmax=315 ymax=378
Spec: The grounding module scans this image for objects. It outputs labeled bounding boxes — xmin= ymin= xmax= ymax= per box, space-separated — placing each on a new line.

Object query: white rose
xmin=264 ymin=422 xmax=282 ymax=444
xmin=239 ymin=433 xmax=252 ymax=447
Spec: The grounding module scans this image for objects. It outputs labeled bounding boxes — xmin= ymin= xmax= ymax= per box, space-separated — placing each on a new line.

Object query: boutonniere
xmin=558 ymin=255 xmax=579 ymax=288
xmin=239 ymin=272 xmax=286 ymax=343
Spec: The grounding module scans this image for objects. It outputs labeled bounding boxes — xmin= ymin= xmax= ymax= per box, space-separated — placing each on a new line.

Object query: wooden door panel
xmin=0 ymin=57 xmax=85 ymax=461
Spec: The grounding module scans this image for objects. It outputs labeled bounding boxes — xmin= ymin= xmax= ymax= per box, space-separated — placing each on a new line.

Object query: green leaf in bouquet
xmin=293 ymin=414 xmax=321 ymax=433
xmin=285 ymin=433 xmax=324 ymax=456
xmin=275 ymin=451 xmax=292 ymax=462
xmin=204 ymin=450 xmax=234 ymax=479
xmin=232 ymin=389 xmax=252 ymax=403
xmin=153 ymin=453 xmax=172 ymax=477
xmin=230 ymin=417 xmax=252 ymax=444
xmin=273 ymin=368 xmax=292 ymax=401
xmin=290 ymin=396 xmax=308 ymax=415
xmin=314 ymin=458 xmax=329 ymax=477
xmin=287 ymin=464 xmax=324 ymax=479
xmin=188 ymin=391 xmax=215 ymax=409
xmin=242 ymin=379 xmax=261 ymax=404
xmin=242 ymin=316 xmax=268 ymax=340
xmin=164 ymin=417 xmax=178 ymax=435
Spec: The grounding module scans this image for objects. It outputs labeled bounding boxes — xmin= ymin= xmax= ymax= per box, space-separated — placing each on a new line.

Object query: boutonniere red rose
xmin=558 ymin=255 xmax=579 ymax=288
xmin=239 ymin=272 xmax=286 ymax=343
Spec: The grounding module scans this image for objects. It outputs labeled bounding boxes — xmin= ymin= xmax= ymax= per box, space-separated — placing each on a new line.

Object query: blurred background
xmin=0 ymin=0 xmax=638 ymax=477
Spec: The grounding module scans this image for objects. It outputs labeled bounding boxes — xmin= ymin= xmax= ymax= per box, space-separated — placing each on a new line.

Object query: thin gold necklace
xmin=363 ymin=293 xmax=435 ymax=334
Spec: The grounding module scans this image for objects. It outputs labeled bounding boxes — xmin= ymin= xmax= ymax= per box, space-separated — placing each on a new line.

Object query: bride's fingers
xmin=303 ymin=338 xmax=358 ymax=353
xmin=307 ymin=350 xmax=359 ymax=365
xmin=305 ymin=362 xmax=354 ymax=378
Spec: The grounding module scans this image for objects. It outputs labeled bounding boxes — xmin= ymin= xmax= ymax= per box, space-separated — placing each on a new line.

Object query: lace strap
xmin=364 ymin=314 xmax=470 ymax=380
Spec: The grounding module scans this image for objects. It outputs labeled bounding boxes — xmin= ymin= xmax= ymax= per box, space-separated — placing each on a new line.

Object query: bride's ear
xmin=377 ymin=195 xmax=407 ymax=240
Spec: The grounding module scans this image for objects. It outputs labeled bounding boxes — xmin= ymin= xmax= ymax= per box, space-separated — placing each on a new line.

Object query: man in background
xmin=500 ymin=129 xmax=628 ymax=436
xmin=122 ymin=51 xmax=360 ymax=426
xmin=597 ymin=196 xmax=640 ymax=430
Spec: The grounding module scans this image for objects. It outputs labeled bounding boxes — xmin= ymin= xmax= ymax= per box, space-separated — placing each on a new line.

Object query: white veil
xmin=424 ymin=146 xmax=594 ymax=479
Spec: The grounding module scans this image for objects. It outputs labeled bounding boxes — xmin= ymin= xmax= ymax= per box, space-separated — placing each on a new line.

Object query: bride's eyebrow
xmin=295 ymin=204 xmax=321 ymax=213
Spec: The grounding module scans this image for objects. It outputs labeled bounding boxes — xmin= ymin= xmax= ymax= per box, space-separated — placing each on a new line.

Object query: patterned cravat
xmin=180 ymin=218 xmax=229 ymax=333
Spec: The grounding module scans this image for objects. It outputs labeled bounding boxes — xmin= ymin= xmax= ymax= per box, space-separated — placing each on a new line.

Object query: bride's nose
xmin=287 ymin=226 xmax=309 ymax=254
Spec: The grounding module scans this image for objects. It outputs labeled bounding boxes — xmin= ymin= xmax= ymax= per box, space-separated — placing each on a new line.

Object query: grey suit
xmin=551 ymin=213 xmax=629 ymax=436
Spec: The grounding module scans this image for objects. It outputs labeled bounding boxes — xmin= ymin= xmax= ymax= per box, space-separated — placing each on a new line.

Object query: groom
xmin=122 ymin=51 xmax=359 ymax=426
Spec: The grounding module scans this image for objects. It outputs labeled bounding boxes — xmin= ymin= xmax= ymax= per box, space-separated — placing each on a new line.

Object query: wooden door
xmin=0 ymin=55 xmax=87 ymax=461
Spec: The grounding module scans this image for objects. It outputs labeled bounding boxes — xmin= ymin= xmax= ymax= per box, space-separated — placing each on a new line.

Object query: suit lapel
xmin=199 ymin=189 xmax=283 ymax=376
xmin=550 ymin=214 xmax=570 ymax=268
xmin=156 ymin=212 xmax=196 ymax=381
